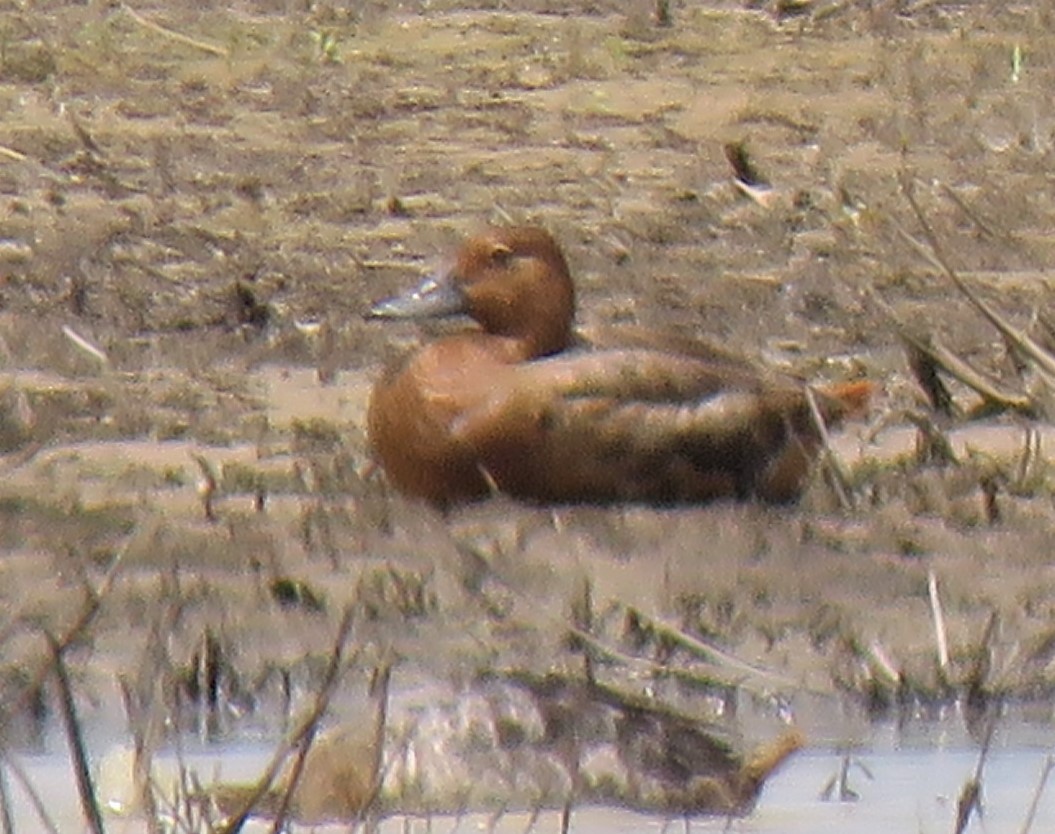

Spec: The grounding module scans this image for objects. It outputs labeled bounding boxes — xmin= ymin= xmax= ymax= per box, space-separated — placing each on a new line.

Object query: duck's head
xmin=369 ymin=226 xmax=576 ymax=358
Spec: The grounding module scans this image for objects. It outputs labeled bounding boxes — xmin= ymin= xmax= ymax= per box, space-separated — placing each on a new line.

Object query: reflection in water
xmin=5 ymin=739 xmax=1055 ymax=834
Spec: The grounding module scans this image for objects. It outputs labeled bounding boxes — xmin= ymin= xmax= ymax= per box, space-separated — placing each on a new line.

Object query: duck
xmin=367 ymin=226 xmax=872 ymax=508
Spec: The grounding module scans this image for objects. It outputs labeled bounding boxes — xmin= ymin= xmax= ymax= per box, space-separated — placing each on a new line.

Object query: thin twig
xmin=121 ymin=4 xmax=229 ymax=57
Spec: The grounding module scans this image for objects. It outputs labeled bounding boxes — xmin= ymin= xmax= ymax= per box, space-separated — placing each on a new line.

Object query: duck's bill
xmin=368 ymin=271 xmax=467 ymax=319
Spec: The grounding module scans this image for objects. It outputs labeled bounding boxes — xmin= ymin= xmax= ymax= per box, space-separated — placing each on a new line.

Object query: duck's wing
xmin=521 ymin=348 xmax=769 ymax=402
xmin=450 ymin=350 xmax=872 ymax=503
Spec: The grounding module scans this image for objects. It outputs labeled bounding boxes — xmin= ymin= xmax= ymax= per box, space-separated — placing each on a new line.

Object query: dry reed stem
xmin=867 ymin=286 xmax=1032 ymax=414
xmin=620 ymin=605 xmax=799 ymax=690
xmin=48 ymin=631 xmax=107 ymax=834
xmin=917 ymin=337 xmax=1028 ymax=414
xmin=121 ymin=4 xmax=229 ymax=57
xmin=966 ymin=612 xmax=998 ymax=697
xmin=3 ymin=543 xmax=127 ymax=738
xmin=570 ymin=576 xmax=596 ymax=685
xmin=116 ymin=678 xmax=163 ymax=834
xmin=0 ymin=752 xmax=60 ymax=834
xmin=903 ymin=411 xmax=959 ymax=466
xmin=563 ymin=625 xmax=737 ymax=692
xmin=954 ymin=719 xmax=994 ymax=834
xmin=358 ymin=661 xmax=393 ymax=825
xmin=218 ymin=606 xmax=356 ymax=834
xmin=804 ymin=385 xmax=853 ymax=510
xmin=904 ymin=341 xmax=956 ymax=416
xmin=1020 ymin=754 xmax=1055 ymax=834
xmin=0 ymin=762 xmax=13 ymax=834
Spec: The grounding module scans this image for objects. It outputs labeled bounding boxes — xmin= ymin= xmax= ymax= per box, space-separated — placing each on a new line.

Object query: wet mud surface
xmin=4 ymin=2 xmax=1055 ymax=803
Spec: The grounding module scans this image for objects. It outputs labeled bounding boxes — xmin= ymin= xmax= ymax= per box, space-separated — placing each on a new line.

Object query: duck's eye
xmin=489 ymin=243 xmax=513 ymax=266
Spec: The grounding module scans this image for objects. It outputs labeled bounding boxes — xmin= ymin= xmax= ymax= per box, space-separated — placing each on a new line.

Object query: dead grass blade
xmin=867 ymin=286 xmax=1033 ymax=415
xmin=61 ymin=325 xmax=109 ymax=367
xmin=192 ymin=454 xmax=219 ymax=523
xmin=121 ymin=4 xmax=229 ymax=58
xmin=566 ymin=624 xmax=735 ymax=692
xmin=927 ymin=570 xmax=949 ymax=677
xmin=616 ymin=605 xmax=801 ymax=691
xmin=939 ymin=183 xmax=1009 ymax=244
xmin=901 ymin=179 xmax=1055 ymax=384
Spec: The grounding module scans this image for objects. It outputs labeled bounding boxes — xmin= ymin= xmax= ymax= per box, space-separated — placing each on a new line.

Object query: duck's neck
xmin=518 ymin=314 xmax=574 ymax=359
xmin=484 ymin=332 xmax=563 ymax=364
xmin=486 ymin=280 xmax=575 ymax=360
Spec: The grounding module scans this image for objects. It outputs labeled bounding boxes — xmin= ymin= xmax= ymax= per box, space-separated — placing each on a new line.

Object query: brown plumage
xmin=368 ymin=226 xmax=872 ymax=507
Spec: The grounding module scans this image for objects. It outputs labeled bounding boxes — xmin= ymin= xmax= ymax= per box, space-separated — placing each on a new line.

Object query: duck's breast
xmin=368 ymin=337 xmax=523 ymax=504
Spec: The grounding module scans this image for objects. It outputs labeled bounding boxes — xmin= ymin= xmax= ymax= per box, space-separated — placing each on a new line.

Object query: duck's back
xmin=447 ymin=349 xmax=871 ymax=505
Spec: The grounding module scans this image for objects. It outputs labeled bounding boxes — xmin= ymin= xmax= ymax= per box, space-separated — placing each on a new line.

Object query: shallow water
xmin=6 ymin=729 xmax=1055 ymax=834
